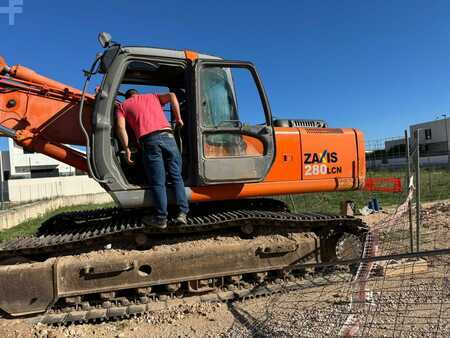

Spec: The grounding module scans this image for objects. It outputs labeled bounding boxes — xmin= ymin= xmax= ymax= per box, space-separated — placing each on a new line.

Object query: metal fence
xmin=366 ymin=134 xmax=450 ymax=170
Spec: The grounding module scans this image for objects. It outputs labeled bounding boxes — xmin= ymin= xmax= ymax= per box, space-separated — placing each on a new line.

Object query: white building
xmin=383 ymin=117 xmax=450 ymax=155
xmin=367 ymin=117 xmax=450 ymax=169
xmin=0 ymin=139 xmax=106 ymax=204
xmin=1 ymin=138 xmax=76 ymax=180
xmin=410 ymin=117 xmax=450 ymax=155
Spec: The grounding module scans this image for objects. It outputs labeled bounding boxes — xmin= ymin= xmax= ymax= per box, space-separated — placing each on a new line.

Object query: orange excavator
xmin=0 ymin=33 xmax=366 ymax=323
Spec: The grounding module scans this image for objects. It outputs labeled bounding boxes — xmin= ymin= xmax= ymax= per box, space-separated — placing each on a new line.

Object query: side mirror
xmin=98 ymin=32 xmax=112 ymax=49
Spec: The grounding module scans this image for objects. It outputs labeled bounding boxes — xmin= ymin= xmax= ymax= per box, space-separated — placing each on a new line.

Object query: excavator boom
xmin=0 ymin=56 xmax=92 ymax=171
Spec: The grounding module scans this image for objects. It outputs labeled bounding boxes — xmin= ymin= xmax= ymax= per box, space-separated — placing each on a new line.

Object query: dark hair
xmin=125 ymin=89 xmax=138 ymax=99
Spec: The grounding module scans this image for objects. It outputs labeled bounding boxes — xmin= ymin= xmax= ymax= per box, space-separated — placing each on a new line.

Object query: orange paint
xmin=299 ymin=128 xmax=357 ymax=181
xmin=203 ymin=135 xmax=264 ymax=158
xmin=241 ymin=135 xmax=264 ymax=156
xmin=8 ymin=65 xmax=81 ymax=95
xmin=265 ymin=128 xmax=301 ymax=182
xmin=0 ymin=75 xmax=94 ymax=146
xmin=0 ymin=56 xmax=7 ymax=71
xmin=0 ymin=62 xmax=94 ymax=174
xmin=190 ymin=179 xmax=339 ymax=202
xmin=355 ymin=129 xmax=366 ymax=188
xmin=184 ymin=50 xmax=199 ymax=61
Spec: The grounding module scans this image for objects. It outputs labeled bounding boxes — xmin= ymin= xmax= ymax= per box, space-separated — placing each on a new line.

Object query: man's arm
xmin=116 ymin=114 xmax=134 ymax=165
xmin=158 ymin=93 xmax=183 ymax=127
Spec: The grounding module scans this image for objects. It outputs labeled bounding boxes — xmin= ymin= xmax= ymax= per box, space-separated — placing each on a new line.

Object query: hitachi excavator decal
xmin=304 ymin=150 xmax=342 ymax=176
xmin=304 ymin=150 xmax=338 ymax=164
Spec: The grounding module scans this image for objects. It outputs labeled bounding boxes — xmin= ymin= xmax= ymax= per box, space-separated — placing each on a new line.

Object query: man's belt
xmin=140 ymin=129 xmax=173 ymax=143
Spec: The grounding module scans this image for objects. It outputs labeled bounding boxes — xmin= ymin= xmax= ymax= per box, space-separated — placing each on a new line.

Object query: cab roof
xmin=122 ymin=46 xmax=221 ymax=61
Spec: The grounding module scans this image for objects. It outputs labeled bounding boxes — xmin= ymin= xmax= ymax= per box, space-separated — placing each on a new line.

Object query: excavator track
xmin=34 ymin=267 xmax=350 ymax=325
xmin=0 ymin=199 xmax=366 ymax=260
xmin=0 ymin=199 xmax=367 ymax=324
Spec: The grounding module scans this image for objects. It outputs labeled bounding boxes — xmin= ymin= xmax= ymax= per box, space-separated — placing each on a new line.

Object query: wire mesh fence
xmin=224 ymin=134 xmax=450 ymax=337
xmin=223 ymin=182 xmax=449 ymax=337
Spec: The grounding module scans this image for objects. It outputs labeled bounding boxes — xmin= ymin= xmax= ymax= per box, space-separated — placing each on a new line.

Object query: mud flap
xmin=0 ymin=259 xmax=55 ymax=316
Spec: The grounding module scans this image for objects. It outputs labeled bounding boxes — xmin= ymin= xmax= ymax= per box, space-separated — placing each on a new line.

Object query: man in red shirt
xmin=116 ymin=89 xmax=189 ymax=229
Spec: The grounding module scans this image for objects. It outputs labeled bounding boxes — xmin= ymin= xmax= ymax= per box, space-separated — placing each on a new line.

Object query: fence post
xmin=443 ymin=114 xmax=449 ymax=168
xmin=414 ymin=129 xmax=421 ymax=252
xmin=405 ymin=130 xmax=414 ymax=253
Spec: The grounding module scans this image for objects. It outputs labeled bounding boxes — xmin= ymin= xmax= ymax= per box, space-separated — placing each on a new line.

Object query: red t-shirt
xmin=116 ymin=93 xmax=170 ymax=140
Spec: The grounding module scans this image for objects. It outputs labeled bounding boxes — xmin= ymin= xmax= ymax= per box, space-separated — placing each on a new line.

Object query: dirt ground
xmin=0 ymin=200 xmax=448 ymax=338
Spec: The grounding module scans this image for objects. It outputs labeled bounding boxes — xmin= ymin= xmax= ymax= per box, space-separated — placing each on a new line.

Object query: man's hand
xmin=125 ymin=147 xmax=135 ymax=165
xmin=116 ymin=113 xmax=135 ymax=165
xmin=175 ymin=118 xmax=184 ymax=128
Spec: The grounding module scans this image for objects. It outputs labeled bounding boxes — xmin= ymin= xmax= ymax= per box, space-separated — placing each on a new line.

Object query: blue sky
xmin=1 ymin=0 xmax=450 ymax=149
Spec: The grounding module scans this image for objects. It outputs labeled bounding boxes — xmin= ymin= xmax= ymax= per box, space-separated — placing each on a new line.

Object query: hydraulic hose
xmin=78 ymin=57 xmax=110 ymax=184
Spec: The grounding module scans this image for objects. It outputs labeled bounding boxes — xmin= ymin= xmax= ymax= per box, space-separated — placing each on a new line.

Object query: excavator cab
xmin=0 ymin=32 xmax=365 ymax=210
xmin=112 ymin=60 xmax=188 ymax=186
xmin=91 ymin=42 xmax=276 ymax=207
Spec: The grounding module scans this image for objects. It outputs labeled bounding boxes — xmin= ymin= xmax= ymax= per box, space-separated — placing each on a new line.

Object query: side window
xmin=200 ymin=66 xmax=267 ymax=158
xmin=231 ymin=68 xmax=266 ymax=126
xmin=200 ymin=67 xmax=238 ymax=127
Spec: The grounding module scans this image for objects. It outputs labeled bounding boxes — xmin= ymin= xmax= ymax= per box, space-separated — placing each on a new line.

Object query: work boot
xmin=142 ymin=215 xmax=167 ymax=229
xmin=175 ymin=212 xmax=188 ymax=225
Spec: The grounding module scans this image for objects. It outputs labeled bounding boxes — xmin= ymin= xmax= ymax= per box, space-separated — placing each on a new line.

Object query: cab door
xmin=194 ymin=60 xmax=275 ymax=184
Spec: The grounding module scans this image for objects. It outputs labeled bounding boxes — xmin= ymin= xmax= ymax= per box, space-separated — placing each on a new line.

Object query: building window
xmin=425 ymin=129 xmax=432 ymax=140
xmin=16 ymin=167 xmax=30 ymax=173
xmin=30 ymin=168 xmax=59 ymax=178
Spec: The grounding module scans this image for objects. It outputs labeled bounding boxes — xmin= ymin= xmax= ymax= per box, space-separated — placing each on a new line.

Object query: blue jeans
xmin=141 ymin=132 xmax=189 ymax=220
